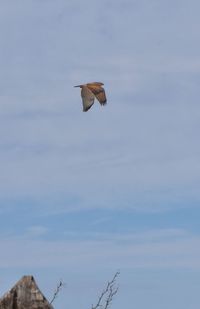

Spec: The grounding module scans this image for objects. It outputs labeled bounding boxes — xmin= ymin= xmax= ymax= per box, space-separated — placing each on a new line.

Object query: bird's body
xmin=74 ymin=82 xmax=107 ymax=112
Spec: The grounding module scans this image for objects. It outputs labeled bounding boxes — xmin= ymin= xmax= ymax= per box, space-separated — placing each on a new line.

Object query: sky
xmin=0 ymin=0 xmax=200 ymax=308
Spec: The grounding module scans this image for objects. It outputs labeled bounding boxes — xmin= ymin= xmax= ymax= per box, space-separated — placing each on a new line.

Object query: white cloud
xmin=0 ymin=96 xmax=200 ymax=213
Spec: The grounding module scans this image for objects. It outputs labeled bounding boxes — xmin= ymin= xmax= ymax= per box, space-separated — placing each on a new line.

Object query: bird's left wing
xmin=81 ymin=86 xmax=95 ymax=112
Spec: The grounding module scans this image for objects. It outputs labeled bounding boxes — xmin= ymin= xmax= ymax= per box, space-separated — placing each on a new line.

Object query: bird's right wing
xmin=86 ymin=83 xmax=107 ymax=105
xmin=81 ymin=86 xmax=95 ymax=112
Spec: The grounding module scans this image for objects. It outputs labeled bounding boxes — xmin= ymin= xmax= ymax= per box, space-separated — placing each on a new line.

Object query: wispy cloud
xmin=0 ymin=229 xmax=199 ymax=269
xmin=26 ymin=225 xmax=49 ymax=237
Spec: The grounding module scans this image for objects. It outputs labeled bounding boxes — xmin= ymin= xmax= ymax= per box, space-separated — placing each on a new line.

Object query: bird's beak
xmin=74 ymin=85 xmax=81 ymax=87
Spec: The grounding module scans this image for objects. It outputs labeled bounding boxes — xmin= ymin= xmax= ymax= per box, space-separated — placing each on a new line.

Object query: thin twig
xmin=91 ymin=271 xmax=120 ymax=309
xmin=50 ymin=279 xmax=65 ymax=304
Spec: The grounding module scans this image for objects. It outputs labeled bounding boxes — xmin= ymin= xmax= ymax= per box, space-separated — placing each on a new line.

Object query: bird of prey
xmin=74 ymin=82 xmax=107 ymax=112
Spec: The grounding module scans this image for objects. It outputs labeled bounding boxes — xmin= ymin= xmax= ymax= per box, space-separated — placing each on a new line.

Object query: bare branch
xmin=91 ymin=271 xmax=120 ymax=309
xmin=50 ymin=279 xmax=65 ymax=305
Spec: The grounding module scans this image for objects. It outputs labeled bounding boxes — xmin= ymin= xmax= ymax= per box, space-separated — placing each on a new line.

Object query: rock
xmin=0 ymin=275 xmax=53 ymax=309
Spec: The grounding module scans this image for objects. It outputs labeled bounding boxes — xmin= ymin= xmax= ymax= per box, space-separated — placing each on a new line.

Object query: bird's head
xmin=74 ymin=85 xmax=83 ymax=88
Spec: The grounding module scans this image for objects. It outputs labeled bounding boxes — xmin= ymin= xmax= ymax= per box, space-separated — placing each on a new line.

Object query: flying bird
xmin=74 ymin=82 xmax=107 ymax=112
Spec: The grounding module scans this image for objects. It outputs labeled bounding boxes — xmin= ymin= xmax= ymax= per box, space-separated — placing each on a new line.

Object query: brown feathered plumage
xmin=74 ymin=82 xmax=107 ymax=112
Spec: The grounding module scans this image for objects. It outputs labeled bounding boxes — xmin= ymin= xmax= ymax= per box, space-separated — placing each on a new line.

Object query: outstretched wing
xmin=81 ymin=86 xmax=95 ymax=112
xmin=86 ymin=83 xmax=107 ymax=105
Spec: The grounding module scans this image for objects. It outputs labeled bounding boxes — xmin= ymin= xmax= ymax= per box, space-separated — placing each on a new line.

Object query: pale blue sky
xmin=0 ymin=1 xmax=200 ymax=308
